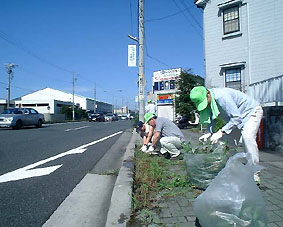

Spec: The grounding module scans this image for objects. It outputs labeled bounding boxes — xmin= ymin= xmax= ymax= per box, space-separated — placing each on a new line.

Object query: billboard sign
xmin=153 ymin=68 xmax=181 ymax=83
xmin=157 ymin=93 xmax=174 ymax=105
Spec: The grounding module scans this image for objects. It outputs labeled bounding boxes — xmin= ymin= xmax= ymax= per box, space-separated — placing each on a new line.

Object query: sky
xmin=0 ymin=0 xmax=204 ymax=110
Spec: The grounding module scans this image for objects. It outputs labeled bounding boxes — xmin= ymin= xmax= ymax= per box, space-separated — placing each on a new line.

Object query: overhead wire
xmin=179 ymin=0 xmax=202 ymax=29
xmin=182 ymin=0 xmax=203 ymax=17
xmin=0 ymin=30 xmax=115 ymax=101
xmin=0 ymin=30 xmax=74 ymax=75
xmin=172 ymin=0 xmax=203 ymax=39
xmin=145 ymin=7 xmax=190 ymax=23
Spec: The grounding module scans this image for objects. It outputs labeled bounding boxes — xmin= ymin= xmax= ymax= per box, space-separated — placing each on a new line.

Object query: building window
xmin=164 ymin=81 xmax=170 ymax=90
xmin=153 ymin=82 xmax=159 ymax=91
xmin=159 ymin=81 xmax=164 ymax=90
xmin=37 ymin=103 xmax=49 ymax=107
xmin=170 ymin=80 xmax=175 ymax=89
xmin=225 ymin=68 xmax=241 ymax=91
xmin=223 ymin=6 xmax=240 ymax=35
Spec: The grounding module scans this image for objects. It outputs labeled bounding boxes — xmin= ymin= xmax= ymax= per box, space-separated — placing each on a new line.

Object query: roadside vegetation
xmin=130 ymin=147 xmax=202 ymax=226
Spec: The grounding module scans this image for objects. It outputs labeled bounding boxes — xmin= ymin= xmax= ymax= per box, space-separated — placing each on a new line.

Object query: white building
xmin=13 ymin=88 xmax=113 ymax=121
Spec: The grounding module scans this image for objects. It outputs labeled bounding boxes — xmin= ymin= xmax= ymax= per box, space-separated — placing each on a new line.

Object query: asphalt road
xmin=0 ymin=120 xmax=132 ymax=227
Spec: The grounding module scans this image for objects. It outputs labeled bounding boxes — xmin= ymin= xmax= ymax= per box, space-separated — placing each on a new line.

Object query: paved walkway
xmin=149 ymin=129 xmax=283 ymax=227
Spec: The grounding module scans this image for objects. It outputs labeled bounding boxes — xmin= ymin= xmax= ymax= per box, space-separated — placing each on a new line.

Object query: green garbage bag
xmin=184 ymin=141 xmax=235 ymax=189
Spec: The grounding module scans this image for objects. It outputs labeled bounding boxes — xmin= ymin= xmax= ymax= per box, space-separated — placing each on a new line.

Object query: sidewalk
xmin=140 ymin=129 xmax=283 ymax=227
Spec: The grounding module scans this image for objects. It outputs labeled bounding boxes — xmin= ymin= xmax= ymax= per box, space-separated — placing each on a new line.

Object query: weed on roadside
xmin=130 ymin=146 xmax=195 ymax=226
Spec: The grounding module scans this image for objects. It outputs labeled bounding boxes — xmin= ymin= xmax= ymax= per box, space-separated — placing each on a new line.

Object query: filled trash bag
xmin=194 ymin=153 xmax=268 ymax=227
xmin=184 ymin=142 xmax=234 ymax=189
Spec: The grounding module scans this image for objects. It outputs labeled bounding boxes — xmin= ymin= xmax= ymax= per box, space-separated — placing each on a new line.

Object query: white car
xmin=0 ymin=108 xmax=45 ymax=129
xmin=120 ymin=114 xmax=128 ymax=120
xmin=105 ymin=113 xmax=114 ymax=121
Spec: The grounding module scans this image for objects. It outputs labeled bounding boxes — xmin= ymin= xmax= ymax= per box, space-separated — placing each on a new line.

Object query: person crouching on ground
xmin=190 ymin=86 xmax=263 ymax=183
xmin=135 ymin=121 xmax=154 ymax=153
xmin=144 ymin=112 xmax=185 ymax=158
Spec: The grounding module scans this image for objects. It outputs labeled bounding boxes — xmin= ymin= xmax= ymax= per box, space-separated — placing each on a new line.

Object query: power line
xmin=145 ymin=7 xmax=190 ymax=23
xmin=181 ymin=0 xmax=203 ymax=17
xmin=172 ymin=0 xmax=203 ymax=39
xmin=144 ymin=28 xmax=172 ymax=68
xmin=17 ymin=66 xmax=71 ymax=84
xmin=0 ymin=30 xmax=74 ymax=75
xmin=179 ymin=0 xmax=202 ymax=29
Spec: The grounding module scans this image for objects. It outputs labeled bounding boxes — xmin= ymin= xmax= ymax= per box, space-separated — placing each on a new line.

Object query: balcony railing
xmin=249 ymin=74 xmax=283 ymax=106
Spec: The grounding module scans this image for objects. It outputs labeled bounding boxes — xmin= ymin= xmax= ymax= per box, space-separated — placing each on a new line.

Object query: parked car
xmin=105 ymin=113 xmax=114 ymax=121
xmin=0 ymin=108 xmax=45 ymax=129
xmin=128 ymin=113 xmax=136 ymax=120
xmin=120 ymin=114 xmax=128 ymax=120
xmin=112 ymin=114 xmax=119 ymax=121
xmin=88 ymin=113 xmax=105 ymax=122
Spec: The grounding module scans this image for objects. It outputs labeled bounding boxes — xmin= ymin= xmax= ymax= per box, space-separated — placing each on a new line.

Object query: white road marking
xmin=65 ymin=126 xmax=90 ymax=132
xmin=0 ymin=131 xmax=123 ymax=183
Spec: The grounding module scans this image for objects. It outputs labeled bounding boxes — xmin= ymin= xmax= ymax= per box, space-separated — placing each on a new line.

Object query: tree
xmin=175 ymin=69 xmax=204 ymax=120
xmin=60 ymin=105 xmax=72 ymax=120
xmin=60 ymin=105 xmax=88 ymax=120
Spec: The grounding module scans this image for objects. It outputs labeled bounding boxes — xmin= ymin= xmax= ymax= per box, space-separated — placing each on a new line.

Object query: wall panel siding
xmin=200 ymin=0 xmax=283 ymax=91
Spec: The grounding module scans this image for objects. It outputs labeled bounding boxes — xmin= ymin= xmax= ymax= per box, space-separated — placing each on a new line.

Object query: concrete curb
xmin=105 ymin=130 xmax=137 ymax=226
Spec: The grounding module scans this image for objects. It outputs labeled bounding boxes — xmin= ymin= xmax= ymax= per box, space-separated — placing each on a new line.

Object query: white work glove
xmin=199 ymin=133 xmax=212 ymax=142
xmin=148 ymin=145 xmax=154 ymax=152
xmin=140 ymin=144 xmax=148 ymax=152
xmin=210 ymin=130 xmax=223 ymax=144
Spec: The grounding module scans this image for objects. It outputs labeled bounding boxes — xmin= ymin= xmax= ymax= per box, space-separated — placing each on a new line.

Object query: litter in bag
xmin=184 ymin=141 xmax=235 ymax=189
xmin=194 ymin=152 xmax=268 ymax=227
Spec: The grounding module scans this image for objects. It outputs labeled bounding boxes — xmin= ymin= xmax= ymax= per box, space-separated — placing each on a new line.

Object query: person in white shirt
xmin=190 ymin=86 xmax=263 ymax=184
xmin=135 ymin=121 xmax=155 ymax=153
xmin=145 ymin=99 xmax=156 ymax=114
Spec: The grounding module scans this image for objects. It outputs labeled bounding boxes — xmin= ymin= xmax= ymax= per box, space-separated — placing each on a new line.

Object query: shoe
xmin=170 ymin=154 xmax=183 ymax=160
xmin=170 ymin=153 xmax=180 ymax=158
xmin=164 ymin=152 xmax=171 ymax=159
xmin=140 ymin=144 xmax=148 ymax=152
xmin=254 ymin=174 xmax=260 ymax=186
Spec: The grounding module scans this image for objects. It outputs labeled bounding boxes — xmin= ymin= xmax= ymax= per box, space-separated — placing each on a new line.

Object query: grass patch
xmin=130 ymin=147 xmax=201 ymax=226
xmin=131 ymin=147 xmax=194 ymax=213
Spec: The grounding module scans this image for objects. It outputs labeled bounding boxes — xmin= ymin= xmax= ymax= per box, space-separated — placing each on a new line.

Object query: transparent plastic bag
xmin=184 ymin=143 xmax=233 ymax=189
xmin=194 ymin=153 xmax=268 ymax=227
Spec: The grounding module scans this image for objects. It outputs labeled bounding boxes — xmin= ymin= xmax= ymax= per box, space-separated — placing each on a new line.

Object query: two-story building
xmin=195 ymin=0 xmax=283 ymax=150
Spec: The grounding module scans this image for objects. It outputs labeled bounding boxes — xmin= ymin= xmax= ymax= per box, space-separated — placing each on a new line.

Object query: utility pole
xmin=138 ymin=0 xmax=145 ymax=121
xmin=94 ymin=83 xmax=96 ymax=113
xmin=72 ymin=73 xmax=77 ymax=120
xmin=5 ymin=63 xmax=18 ymax=109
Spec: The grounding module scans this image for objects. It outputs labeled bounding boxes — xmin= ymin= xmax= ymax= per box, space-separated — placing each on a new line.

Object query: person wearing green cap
xmin=190 ymin=86 xmax=263 ymax=183
xmin=144 ymin=112 xmax=185 ymax=158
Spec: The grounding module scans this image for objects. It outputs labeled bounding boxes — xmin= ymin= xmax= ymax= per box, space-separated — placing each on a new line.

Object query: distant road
xmin=0 ymin=120 xmax=131 ymax=227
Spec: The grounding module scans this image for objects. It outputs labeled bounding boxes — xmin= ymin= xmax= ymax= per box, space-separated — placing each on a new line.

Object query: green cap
xmin=144 ymin=112 xmax=155 ymax=123
xmin=190 ymin=86 xmax=208 ymax=111
xmin=148 ymin=99 xmax=152 ymax=103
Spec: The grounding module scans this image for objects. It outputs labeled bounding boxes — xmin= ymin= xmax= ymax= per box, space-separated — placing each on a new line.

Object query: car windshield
xmin=2 ymin=108 xmax=24 ymax=114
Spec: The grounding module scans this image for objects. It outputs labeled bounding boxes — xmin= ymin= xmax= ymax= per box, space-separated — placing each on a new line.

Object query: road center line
xmin=0 ymin=131 xmax=123 ymax=183
xmin=65 ymin=126 xmax=90 ymax=132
